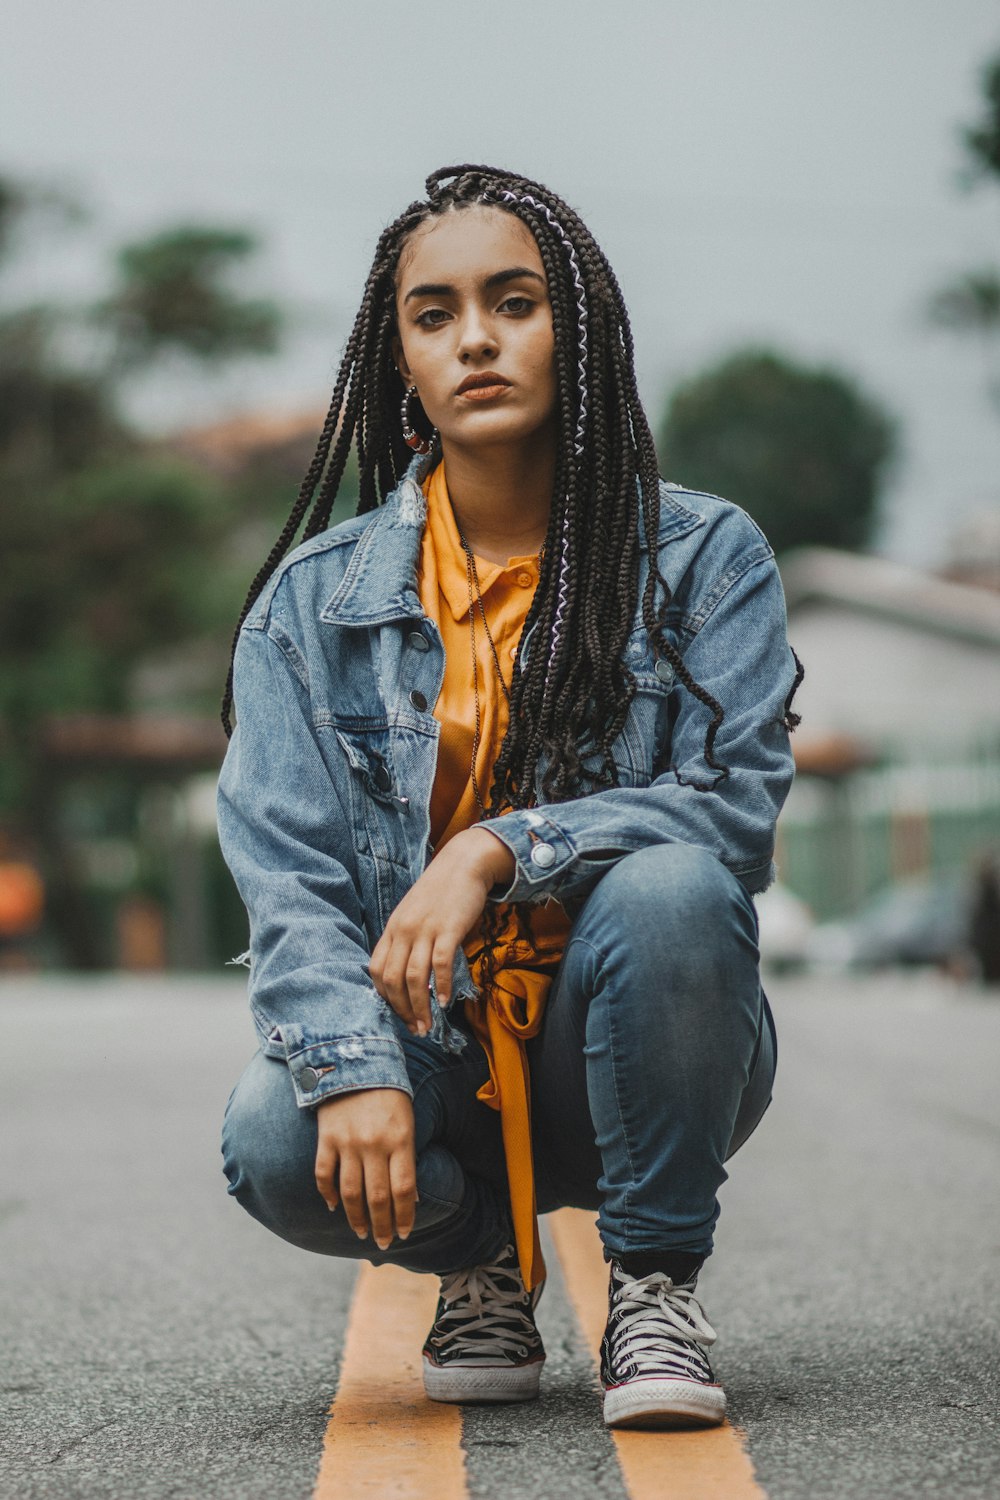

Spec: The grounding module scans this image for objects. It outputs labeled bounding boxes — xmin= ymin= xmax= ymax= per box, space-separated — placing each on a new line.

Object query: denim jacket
xmin=216 ymin=453 xmax=798 ymax=1112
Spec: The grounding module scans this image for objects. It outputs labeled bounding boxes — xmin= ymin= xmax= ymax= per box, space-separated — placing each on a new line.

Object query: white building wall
xmin=787 ymin=603 xmax=1000 ymax=757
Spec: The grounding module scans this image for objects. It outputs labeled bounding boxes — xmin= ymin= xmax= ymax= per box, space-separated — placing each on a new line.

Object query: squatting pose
xmin=218 ymin=163 xmax=802 ymax=1430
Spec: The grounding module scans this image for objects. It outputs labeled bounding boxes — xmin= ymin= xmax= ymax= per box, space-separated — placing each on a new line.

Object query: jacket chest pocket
xmin=559 ymin=664 xmax=675 ymax=792
xmin=620 ymin=672 xmax=677 ymax=780
xmin=615 ymin=649 xmax=678 ymax=787
xmin=330 ymin=727 xmax=411 ymax=875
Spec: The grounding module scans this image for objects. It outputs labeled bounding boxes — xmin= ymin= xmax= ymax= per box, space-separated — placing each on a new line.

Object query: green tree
xmin=0 ymin=173 xmax=285 ymax=964
xmin=658 ymin=348 xmax=897 ymax=556
xmin=95 ymin=227 xmax=281 ymax=371
xmin=928 ymin=52 xmax=1000 ymax=398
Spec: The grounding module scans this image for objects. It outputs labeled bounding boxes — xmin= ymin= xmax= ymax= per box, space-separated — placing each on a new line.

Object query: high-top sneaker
xmin=421 ymin=1241 xmax=546 ymax=1404
xmin=600 ymin=1259 xmax=727 ymax=1428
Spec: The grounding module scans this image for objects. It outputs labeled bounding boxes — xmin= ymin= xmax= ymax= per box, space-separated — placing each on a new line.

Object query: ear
xmin=392 ymin=334 xmax=412 ymax=387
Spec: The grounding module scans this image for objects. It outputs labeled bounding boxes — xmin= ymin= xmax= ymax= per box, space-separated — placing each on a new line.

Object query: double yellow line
xmin=314 ymin=1208 xmax=767 ymax=1500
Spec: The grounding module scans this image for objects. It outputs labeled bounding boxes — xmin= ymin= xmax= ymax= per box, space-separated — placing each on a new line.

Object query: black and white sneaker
xmin=422 ymin=1241 xmax=546 ymax=1404
xmin=600 ymin=1259 xmax=727 ymax=1429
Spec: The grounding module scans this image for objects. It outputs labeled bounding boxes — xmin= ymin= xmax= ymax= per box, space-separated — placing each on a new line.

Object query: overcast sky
xmin=3 ymin=0 xmax=1000 ymax=565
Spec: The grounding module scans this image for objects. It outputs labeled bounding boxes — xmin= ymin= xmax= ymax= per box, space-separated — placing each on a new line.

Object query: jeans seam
xmin=410 ymin=1070 xmax=445 ymax=1154
xmin=572 ymin=933 xmax=638 ymax=1233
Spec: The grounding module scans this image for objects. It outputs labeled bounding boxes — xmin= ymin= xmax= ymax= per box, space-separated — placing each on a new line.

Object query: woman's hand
xmin=369 ymin=826 xmax=515 ymax=1035
xmin=315 ymin=1087 xmax=416 ymax=1249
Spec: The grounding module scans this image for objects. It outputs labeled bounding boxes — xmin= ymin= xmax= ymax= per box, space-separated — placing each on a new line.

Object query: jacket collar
xmin=320 ymin=456 xmax=704 ymax=628
xmin=320 ymin=456 xmax=433 ymax=628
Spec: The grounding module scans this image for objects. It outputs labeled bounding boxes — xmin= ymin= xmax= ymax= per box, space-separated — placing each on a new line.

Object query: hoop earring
xmin=401 ymin=385 xmax=436 ymax=454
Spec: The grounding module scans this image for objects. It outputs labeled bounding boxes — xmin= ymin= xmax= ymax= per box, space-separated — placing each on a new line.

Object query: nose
xmin=457 ymin=308 xmax=498 ymax=363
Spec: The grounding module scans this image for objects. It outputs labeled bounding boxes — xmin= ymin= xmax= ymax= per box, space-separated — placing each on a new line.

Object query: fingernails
xmin=355 ymin=1228 xmax=368 ymax=1240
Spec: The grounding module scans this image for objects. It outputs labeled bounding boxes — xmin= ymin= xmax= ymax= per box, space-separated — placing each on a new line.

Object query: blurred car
xmin=804 ymin=871 xmax=970 ymax=971
xmin=755 ymin=881 xmax=814 ymax=971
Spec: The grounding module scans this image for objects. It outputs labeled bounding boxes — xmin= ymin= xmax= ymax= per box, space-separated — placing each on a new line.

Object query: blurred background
xmin=1 ymin=0 xmax=999 ymax=984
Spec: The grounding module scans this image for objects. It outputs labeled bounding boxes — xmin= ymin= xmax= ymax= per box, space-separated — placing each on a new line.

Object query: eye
xmin=499 ymin=295 xmax=533 ymax=315
xmin=414 ymin=307 xmax=450 ymax=327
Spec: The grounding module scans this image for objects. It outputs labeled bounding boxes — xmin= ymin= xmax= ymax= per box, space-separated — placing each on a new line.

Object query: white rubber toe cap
xmin=422 ymin=1354 xmax=544 ymax=1405
xmin=603 ymin=1375 xmax=727 ymax=1429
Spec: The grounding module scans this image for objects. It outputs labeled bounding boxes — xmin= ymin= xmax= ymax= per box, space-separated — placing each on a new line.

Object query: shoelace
xmin=608 ymin=1269 xmax=717 ymax=1381
xmin=430 ymin=1250 xmax=539 ymax=1360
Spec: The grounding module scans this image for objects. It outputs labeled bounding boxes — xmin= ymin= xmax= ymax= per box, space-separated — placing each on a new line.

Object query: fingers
xmin=369 ymin=843 xmax=493 ymax=1028
xmin=314 ymin=1093 xmax=418 ymax=1250
xmin=389 ymin=1138 xmax=418 ymax=1243
xmin=404 ymin=938 xmax=434 ymax=1033
xmin=328 ymin=1154 xmax=416 ymax=1250
xmin=337 ymin=1154 xmax=369 ymax=1240
xmin=371 ymin=935 xmax=418 ymax=1032
xmin=314 ymin=1134 xmax=339 ymax=1213
xmin=361 ymin=1157 xmax=395 ymax=1251
xmin=432 ymin=936 xmax=453 ymax=1010
xmin=371 ymin=931 xmax=438 ymax=1037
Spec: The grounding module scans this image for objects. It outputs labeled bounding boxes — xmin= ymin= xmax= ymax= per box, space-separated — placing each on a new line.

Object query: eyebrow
xmin=403 ymin=266 xmax=546 ymax=303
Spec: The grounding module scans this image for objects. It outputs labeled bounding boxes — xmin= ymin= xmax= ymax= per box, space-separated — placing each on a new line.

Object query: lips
xmin=456 ymin=371 xmax=512 ymax=395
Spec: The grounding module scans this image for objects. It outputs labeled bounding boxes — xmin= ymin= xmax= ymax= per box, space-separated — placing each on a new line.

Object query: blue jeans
xmin=221 ymin=844 xmax=776 ymax=1275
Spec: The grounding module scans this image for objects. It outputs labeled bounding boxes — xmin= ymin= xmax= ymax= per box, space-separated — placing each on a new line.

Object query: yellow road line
xmin=313 ymin=1263 xmax=468 ymax=1500
xmin=548 ymin=1208 xmax=769 ymax=1500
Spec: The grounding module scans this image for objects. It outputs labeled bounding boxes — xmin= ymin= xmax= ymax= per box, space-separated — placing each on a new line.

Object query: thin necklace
xmin=456 ymin=527 xmax=543 ymax=816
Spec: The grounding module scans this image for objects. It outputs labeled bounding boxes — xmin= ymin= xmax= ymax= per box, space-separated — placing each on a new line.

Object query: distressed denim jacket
xmin=216 ymin=453 xmax=798 ymax=1112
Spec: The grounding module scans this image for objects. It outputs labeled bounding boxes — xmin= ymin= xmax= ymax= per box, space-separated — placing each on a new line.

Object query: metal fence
xmin=776 ymin=756 xmax=1000 ymax=919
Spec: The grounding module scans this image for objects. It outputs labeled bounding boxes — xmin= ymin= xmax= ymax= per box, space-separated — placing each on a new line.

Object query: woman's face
xmin=393 ymin=205 xmax=558 ymax=455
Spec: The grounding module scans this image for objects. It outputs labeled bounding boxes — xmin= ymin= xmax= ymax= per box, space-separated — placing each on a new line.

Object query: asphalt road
xmin=1 ymin=969 xmax=997 ymax=1500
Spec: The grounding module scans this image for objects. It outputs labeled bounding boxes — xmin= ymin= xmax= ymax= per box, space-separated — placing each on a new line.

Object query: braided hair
xmin=221 ymin=165 xmax=801 ymax=998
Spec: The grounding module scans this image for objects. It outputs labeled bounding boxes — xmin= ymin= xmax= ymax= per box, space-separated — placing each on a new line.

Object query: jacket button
xmin=408 ymin=631 xmax=430 ymax=652
xmin=530 ymin=842 xmax=556 ymax=868
xmin=373 ymin=761 xmax=392 ymax=793
xmin=516 ymin=571 xmax=533 ymax=588
xmin=409 ymin=689 xmax=428 ymax=711
xmin=299 ymin=1067 xmax=320 ymax=1091
xmin=655 ymin=659 xmax=674 ymax=683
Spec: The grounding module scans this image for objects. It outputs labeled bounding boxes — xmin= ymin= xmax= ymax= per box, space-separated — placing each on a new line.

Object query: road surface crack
xmin=46 ymin=1419 xmax=118 ymax=1464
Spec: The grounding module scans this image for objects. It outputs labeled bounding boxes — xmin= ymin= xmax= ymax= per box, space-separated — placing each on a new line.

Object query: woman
xmin=218 ymin=164 xmax=802 ymax=1431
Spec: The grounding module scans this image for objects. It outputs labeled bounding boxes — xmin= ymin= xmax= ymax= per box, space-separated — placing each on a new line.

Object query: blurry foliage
xmin=2 ymin=457 xmax=231 ymax=726
xmin=0 ymin=304 xmax=121 ymax=474
xmin=929 ymin=51 xmax=1000 ymax=401
xmin=0 ymin=176 xmax=89 ymax=261
xmin=0 ymin=169 xmax=322 ymax=963
xmin=95 ymin=227 xmax=282 ymax=371
xmin=928 ymin=270 xmax=1000 ymax=334
xmin=0 ymin=180 xmax=287 ymax=734
xmin=658 ymin=347 xmax=898 ymax=555
xmin=960 ymin=53 xmax=1000 ymax=186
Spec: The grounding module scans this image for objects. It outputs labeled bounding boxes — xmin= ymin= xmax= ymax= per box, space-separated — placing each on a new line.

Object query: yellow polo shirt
xmin=417 ymin=460 xmax=571 ymax=1291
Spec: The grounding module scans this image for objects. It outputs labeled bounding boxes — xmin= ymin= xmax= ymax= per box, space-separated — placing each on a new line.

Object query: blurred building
xmin=778 ymin=547 xmax=1000 ymax=918
xmin=940 ymin=507 xmax=1000 ymax=595
xmin=161 ymin=405 xmax=328 ymax=481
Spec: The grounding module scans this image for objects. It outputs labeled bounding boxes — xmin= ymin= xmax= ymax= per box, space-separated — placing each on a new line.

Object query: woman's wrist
xmin=459 ymin=826 xmax=517 ymax=891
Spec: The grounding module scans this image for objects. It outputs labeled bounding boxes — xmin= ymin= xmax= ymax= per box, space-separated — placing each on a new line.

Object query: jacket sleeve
xmin=482 ymin=548 xmax=798 ymax=908
xmin=216 ymin=620 xmax=411 ymax=1110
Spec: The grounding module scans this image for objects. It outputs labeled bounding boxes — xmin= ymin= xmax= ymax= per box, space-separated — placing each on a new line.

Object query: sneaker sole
xmin=603 ymin=1377 xmax=727 ymax=1429
xmin=422 ymin=1355 xmax=544 ymax=1405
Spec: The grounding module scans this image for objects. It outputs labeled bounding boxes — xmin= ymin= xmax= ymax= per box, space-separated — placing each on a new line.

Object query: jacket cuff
xmin=285 ymin=1036 xmax=412 ymax=1109
xmin=481 ymin=811 xmax=577 ymax=903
